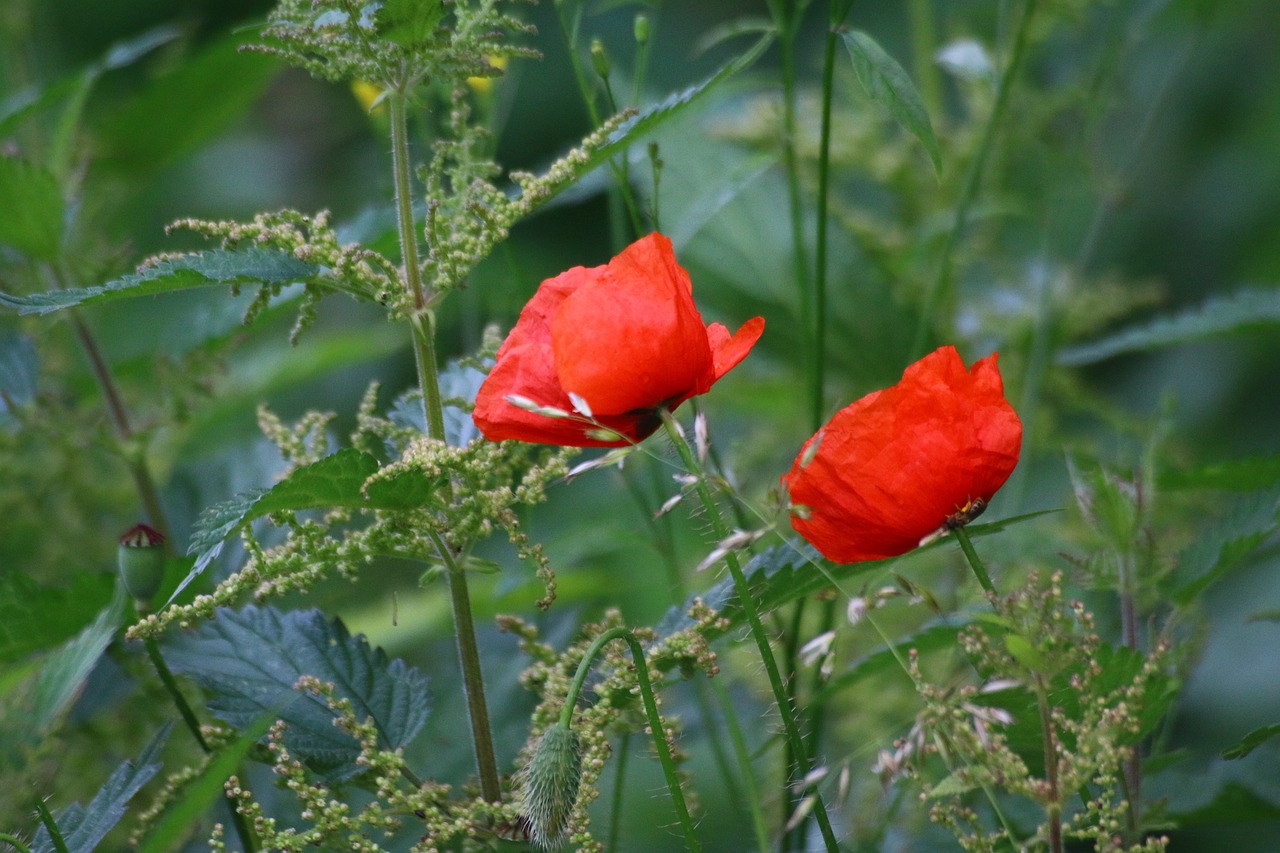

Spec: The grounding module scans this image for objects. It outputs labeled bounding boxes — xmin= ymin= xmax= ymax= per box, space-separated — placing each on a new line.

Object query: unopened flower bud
xmin=634 ymin=14 xmax=650 ymax=46
xmin=519 ymin=722 xmax=582 ymax=848
xmin=118 ymin=523 xmax=166 ymax=605
xmin=590 ymin=38 xmax=610 ymax=79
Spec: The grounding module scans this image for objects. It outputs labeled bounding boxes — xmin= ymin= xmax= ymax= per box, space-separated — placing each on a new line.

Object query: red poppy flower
xmin=782 ymin=346 xmax=1022 ymax=563
xmin=473 ymin=233 xmax=764 ymax=447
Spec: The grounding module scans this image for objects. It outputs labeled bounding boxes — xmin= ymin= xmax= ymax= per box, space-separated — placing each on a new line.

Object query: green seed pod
xmin=634 ymin=14 xmax=650 ymax=46
xmin=118 ymin=523 xmax=166 ymax=606
xmin=590 ymin=38 xmax=610 ymax=79
xmin=519 ymin=722 xmax=582 ymax=849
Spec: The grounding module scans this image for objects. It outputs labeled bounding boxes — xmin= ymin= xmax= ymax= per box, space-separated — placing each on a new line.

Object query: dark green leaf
xmin=1167 ymin=484 xmax=1280 ymax=605
xmin=178 ymin=448 xmax=442 ymax=600
xmin=163 ymin=605 xmax=430 ymax=781
xmin=0 ymin=572 xmax=117 ymax=664
xmin=0 ymin=330 xmax=39 ymax=418
xmin=32 ymin=724 xmax=169 ymax=853
xmin=136 ymin=717 xmax=271 ymax=853
xmin=0 ymin=157 xmax=64 ymax=260
xmin=1057 ymin=287 xmax=1280 ymax=366
xmin=1147 ymin=749 xmax=1280 ymax=827
xmin=842 ymin=30 xmax=942 ymax=176
xmin=96 ymin=33 xmax=280 ymax=175
xmin=1223 ymin=724 xmax=1280 ymax=760
xmin=378 ymin=0 xmax=446 ymax=46
xmin=0 ymin=248 xmax=317 ymax=317
xmin=29 ymin=594 xmax=124 ymax=734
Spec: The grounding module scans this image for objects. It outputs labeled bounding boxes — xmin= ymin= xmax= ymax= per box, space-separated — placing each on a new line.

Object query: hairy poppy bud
xmin=519 ymin=722 xmax=582 ymax=848
xmin=118 ymin=523 xmax=166 ymax=605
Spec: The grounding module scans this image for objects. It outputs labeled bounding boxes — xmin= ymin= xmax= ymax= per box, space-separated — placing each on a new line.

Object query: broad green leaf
xmin=29 ymin=593 xmax=123 ymax=732
xmin=1057 ymin=287 xmax=1280 ymax=366
xmin=1167 ymin=484 xmax=1280 ymax=605
xmin=178 ymin=448 xmax=442 ymax=600
xmin=163 ymin=605 xmax=430 ymax=781
xmin=31 ymin=723 xmax=169 ymax=853
xmin=1223 ymin=723 xmax=1280 ymax=760
xmin=1161 ymin=452 xmax=1280 ymax=492
xmin=136 ymin=717 xmax=271 ymax=853
xmin=378 ymin=0 xmax=446 ymax=46
xmin=0 ymin=572 xmax=117 ymax=664
xmin=0 ymin=248 xmax=317 ymax=317
xmin=0 ymin=157 xmax=64 ymax=260
xmin=842 ymin=30 xmax=942 ymax=176
xmin=1147 ymin=749 xmax=1280 ymax=827
xmin=96 ymin=33 xmax=281 ymax=175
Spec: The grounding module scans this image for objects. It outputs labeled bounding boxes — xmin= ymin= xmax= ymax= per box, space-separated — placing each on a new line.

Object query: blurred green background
xmin=3 ymin=0 xmax=1280 ymax=849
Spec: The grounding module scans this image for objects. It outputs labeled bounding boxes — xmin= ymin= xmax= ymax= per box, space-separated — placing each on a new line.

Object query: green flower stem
xmin=1033 ymin=673 xmax=1065 ymax=853
xmin=0 ymin=834 xmax=33 ymax=853
xmin=911 ymin=0 xmax=1038 ymax=359
xmin=388 ymin=88 xmax=501 ymax=803
xmin=143 ymin=636 xmax=259 ymax=852
xmin=605 ymin=731 xmax=629 ymax=853
xmin=952 ymin=527 xmax=997 ymax=598
xmin=660 ymin=411 xmax=841 ymax=853
xmin=32 ymin=798 xmax=67 ymax=853
xmin=561 ymin=626 xmax=703 ymax=853
xmin=908 ymin=0 xmax=941 ymax=118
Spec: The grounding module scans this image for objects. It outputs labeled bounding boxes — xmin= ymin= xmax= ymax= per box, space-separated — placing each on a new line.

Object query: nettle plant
xmin=3 ymin=0 xmax=1280 ymax=852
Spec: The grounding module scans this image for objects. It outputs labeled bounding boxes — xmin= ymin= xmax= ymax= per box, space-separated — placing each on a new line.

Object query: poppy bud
xmin=519 ymin=722 xmax=582 ymax=848
xmin=590 ymin=38 xmax=611 ymax=79
xmin=118 ymin=523 xmax=166 ymax=605
xmin=634 ymin=14 xmax=650 ymax=46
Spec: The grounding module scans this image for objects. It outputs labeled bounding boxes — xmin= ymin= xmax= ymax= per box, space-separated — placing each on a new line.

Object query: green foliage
xmin=0 ymin=573 xmax=116 ymax=665
xmin=1166 ymin=483 xmax=1280 ymax=605
xmin=842 ymin=30 xmax=943 ymax=175
xmin=0 ymin=157 xmax=63 ymax=261
xmin=31 ymin=724 xmax=169 ymax=853
xmin=162 ymin=605 xmax=429 ymax=781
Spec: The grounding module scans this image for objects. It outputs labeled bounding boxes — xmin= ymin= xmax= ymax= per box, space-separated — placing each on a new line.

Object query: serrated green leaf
xmin=136 ymin=717 xmax=269 ymax=853
xmin=1058 ymin=287 xmax=1280 ymax=366
xmin=927 ymin=770 xmax=981 ymax=799
xmin=378 ymin=0 xmax=446 ymax=46
xmin=0 ymin=157 xmax=64 ymax=260
xmin=31 ymin=723 xmax=169 ymax=853
xmin=163 ymin=605 xmax=429 ymax=781
xmin=96 ymin=33 xmax=280 ymax=175
xmin=177 ymin=448 xmax=442 ymax=601
xmin=1167 ymin=484 xmax=1280 ymax=605
xmin=842 ymin=30 xmax=942 ymax=176
xmin=1223 ymin=723 xmax=1280 ymax=760
xmin=0 ymin=572 xmax=117 ymax=664
xmin=0 ymin=248 xmax=317 ymax=317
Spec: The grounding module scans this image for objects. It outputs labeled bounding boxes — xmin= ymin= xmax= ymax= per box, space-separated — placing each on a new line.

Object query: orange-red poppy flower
xmin=782 ymin=346 xmax=1022 ymax=563
xmin=473 ymin=233 xmax=764 ymax=447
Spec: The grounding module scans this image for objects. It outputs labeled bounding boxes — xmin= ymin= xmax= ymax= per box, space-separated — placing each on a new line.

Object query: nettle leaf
xmin=32 ymin=723 xmax=169 ymax=853
xmin=842 ymin=30 xmax=942 ymax=176
xmin=1147 ymin=748 xmax=1280 ymax=827
xmin=0 ymin=156 xmax=64 ymax=260
xmin=178 ymin=448 xmax=443 ymax=600
xmin=378 ymin=0 xmax=446 ymax=46
xmin=0 ymin=248 xmax=317 ymax=317
xmin=29 ymin=594 xmax=124 ymax=735
xmin=1161 ymin=452 xmax=1280 ymax=492
xmin=163 ymin=605 xmax=429 ymax=781
xmin=1167 ymin=483 xmax=1280 ymax=606
xmin=0 ymin=572 xmax=117 ymax=664
xmin=656 ymin=512 xmax=1050 ymax=643
xmin=0 ymin=330 xmax=39 ymax=418
xmin=1057 ymin=286 xmax=1280 ymax=366
xmin=1223 ymin=724 xmax=1280 ymax=761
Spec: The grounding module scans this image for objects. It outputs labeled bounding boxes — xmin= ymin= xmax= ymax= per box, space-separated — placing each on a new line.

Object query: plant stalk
xmin=953 ymin=526 xmax=997 ymax=598
xmin=562 ymin=626 xmax=703 ymax=853
xmin=660 ymin=410 xmax=841 ymax=852
xmin=1034 ymin=673 xmax=1064 ymax=853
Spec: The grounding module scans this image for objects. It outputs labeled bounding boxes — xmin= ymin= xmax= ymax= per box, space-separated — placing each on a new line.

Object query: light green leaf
xmin=163 ymin=605 xmax=429 ymax=781
xmin=378 ymin=0 xmax=446 ymax=46
xmin=31 ymin=724 xmax=169 ymax=853
xmin=0 ymin=572 xmax=117 ymax=664
xmin=842 ymin=30 xmax=942 ymax=176
xmin=1167 ymin=484 xmax=1280 ymax=605
xmin=0 ymin=157 xmax=64 ymax=260
xmin=1161 ymin=453 xmax=1280 ymax=492
xmin=0 ymin=248 xmax=318 ymax=317
xmin=1223 ymin=724 xmax=1280 ymax=760
xmin=1058 ymin=287 xmax=1280 ymax=366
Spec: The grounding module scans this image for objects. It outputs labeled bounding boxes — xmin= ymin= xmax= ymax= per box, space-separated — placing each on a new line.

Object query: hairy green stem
xmin=0 ymin=834 xmax=32 ymax=853
xmin=606 ymin=732 xmax=629 ymax=853
xmin=561 ymin=626 xmax=703 ymax=853
xmin=911 ymin=0 xmax=1038 ymax=359
xmin=660 ymin=410 xmax=840 ymax=852
xmin=953 ymin=527 xmax=997 ymax=598
xmin=389 ymin=88 xmax=501 ymax=802
xmin=1034 ymin=673 xmax=1064 ymax=853
xmin=32 ymin=799 xmax=67 ymax=853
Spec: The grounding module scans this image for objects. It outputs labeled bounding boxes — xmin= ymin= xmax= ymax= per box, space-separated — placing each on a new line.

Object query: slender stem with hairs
xmin=953 ymin=526 xmax=997 ymax=598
